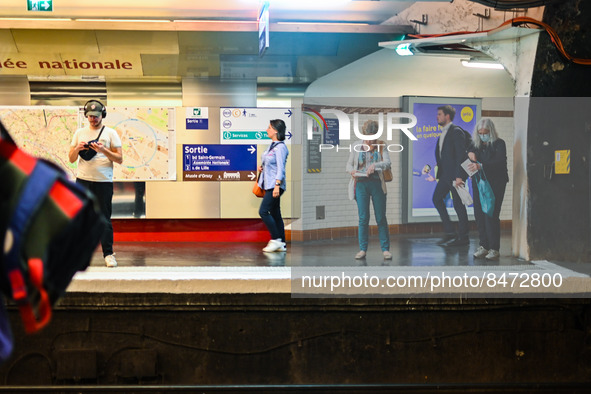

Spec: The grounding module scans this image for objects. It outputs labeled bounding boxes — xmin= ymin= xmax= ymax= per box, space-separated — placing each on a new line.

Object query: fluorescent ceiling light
xmin=269 ymin=0 xmax=350 ymax=7
xmin=0 ymin=17 xmax=72 ymax=21
xmin=76 ymin=19 xmax=170 ymax=23
xmin=461 ymin=59 xmax=504 ymax=70
xmin=277 ymin=21 xmax=368 ymax=26
xmin=395 ymin=43 xmax=413 ymax=56
xmin=173 ymin=20 xmax=257 ymax=24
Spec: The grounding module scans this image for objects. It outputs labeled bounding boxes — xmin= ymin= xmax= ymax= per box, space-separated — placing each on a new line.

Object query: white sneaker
xmin=278 ymin=242 xmax=287 ymax=252
xmin=262 ymin=239 xmax=283 ymax=252
xmin=473 ymin=246 xmax=488 ymax=259
xmin=105 ymin=254 xmax=117 ymax=267
xmin=383 ymin=251 xmax=392 ymax=260
xmin=355 ymin=250 xmax=366 ymax=259
xmin=485 ymin=250 xmax=500 ymax=261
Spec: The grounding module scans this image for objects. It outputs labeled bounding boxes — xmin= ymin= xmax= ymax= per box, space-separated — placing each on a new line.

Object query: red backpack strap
xmin=13 ymin=259 xmax=52 ymax=334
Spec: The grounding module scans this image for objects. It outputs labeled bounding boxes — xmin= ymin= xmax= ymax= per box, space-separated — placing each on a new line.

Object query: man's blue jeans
xmin=355 ymin=179 xmax=390 ymax=252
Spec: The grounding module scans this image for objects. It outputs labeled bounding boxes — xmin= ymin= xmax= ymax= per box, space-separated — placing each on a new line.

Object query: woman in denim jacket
xmin=346 ymin=120 xmax=392 ymax=260
xmin=258 ymin=119 xmax=289 ymax=252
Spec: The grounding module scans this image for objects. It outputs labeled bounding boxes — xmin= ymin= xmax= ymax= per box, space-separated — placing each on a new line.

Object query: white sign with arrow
xmin=220 ymin=107 xmax=293 ymax=145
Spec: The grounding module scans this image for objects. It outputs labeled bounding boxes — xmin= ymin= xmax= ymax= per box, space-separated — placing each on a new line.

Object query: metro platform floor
xmin=89 ymin=230 xmax=524 ymax=268
xmin=70 ymin=231 xmax=591 ymax=297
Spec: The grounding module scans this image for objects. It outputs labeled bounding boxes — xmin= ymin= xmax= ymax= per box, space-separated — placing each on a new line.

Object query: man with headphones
xmin=68 ymin=100 xmax=123 ymax=267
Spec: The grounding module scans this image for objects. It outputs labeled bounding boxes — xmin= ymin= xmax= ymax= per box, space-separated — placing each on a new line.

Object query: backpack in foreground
xmin=0 ymin=120 xmax=105 ymax=335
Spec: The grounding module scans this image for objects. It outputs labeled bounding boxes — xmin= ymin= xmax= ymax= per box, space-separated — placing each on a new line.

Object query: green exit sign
xmin=27 ymin=0 xmax=53 ymax=11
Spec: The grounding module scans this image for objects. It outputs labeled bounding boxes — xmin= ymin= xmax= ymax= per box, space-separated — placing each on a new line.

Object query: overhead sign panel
xmin=258 ymin=1 xmax=270 ymax=57
xmin=0 ymin=53 xmax=143 ymax=77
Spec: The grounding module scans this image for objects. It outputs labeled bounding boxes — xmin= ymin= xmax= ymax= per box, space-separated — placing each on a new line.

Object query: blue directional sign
xmin=183 ymin=144 xmax=258 ymax=182
xmin=186 ymin=118 xmax=208 ymax=130
xmin=28 ymin=0 xmax=53 ymax=11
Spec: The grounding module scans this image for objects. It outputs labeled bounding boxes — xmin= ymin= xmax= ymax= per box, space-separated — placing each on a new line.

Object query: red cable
xmin=407 ymin=17 xmax=591 ymax=66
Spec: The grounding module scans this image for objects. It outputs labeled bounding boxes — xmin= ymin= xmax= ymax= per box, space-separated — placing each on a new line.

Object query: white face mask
xmin=479 ymin=133 xmax=491 ymax=143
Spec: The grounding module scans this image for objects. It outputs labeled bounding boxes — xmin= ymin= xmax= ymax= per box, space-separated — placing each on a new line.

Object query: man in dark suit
xmin=432 ymin=105 xmax=469 ymax=246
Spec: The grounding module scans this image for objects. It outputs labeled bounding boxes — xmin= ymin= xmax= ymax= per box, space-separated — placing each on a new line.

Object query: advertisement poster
xmin=403 ymin=97 xmax=481 ymax=222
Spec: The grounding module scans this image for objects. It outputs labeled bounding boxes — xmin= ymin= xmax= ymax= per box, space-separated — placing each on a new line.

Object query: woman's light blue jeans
xmin=355 ymin=179 xmax=390 ymax=252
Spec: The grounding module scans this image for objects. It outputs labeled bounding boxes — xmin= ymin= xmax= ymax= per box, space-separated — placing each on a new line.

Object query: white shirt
xmin=71 ymin=125 xmax=122 ymax=182
xmin=438 ymin=122 xmax=453 ymax=153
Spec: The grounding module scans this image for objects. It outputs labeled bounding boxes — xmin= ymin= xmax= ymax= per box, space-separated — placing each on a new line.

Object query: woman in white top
xmin=346 ymin=120 xmax=392 ymax=260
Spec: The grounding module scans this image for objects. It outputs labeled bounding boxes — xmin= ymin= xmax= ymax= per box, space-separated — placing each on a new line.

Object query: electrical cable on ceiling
xmin=407 ymin=17 xmax=591 ymax=66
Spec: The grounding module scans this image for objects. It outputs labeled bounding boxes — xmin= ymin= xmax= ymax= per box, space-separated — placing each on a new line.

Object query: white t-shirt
xmin=438 ymin=122 xmax=452 ymax=153
xmin=71 ymin=125 xmax=122 ymax=182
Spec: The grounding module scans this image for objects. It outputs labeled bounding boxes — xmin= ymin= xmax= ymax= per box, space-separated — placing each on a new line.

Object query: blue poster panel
xmin=183 ymin=144 xmax=257 ymax=181
xmin=402 ymin=97 xmax=481 ymax=223
xmin=324 ymin=118 xmax=339 ymax=146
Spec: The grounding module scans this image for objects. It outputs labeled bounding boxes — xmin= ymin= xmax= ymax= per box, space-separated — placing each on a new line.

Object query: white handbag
xmin=453 ymin=180 xmax=473 ymax=206
xmin=348 ymin=178 xmax=355 ymax=200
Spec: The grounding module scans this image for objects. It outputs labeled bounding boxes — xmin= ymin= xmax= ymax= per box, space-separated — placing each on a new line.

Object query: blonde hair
xmin=472 ymin=118 xmax=499 ymax=149
xmin=361 ymin=120 xmax=385 ymax=151
xmin=362 ymin=120 xmax=379 ymax=136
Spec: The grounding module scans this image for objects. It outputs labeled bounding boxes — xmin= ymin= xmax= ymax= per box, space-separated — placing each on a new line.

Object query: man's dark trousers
xmin=432 ymin=179 xmax=469 ymax=239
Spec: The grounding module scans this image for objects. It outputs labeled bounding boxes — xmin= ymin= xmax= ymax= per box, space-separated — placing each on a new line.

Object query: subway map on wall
xmin=106 ymin=107 xmax=176 ymax=181
xmin=0 ymin=106 xmax=176 ymax=181
xmin=0 ymin=107 xmax=79 ymax=178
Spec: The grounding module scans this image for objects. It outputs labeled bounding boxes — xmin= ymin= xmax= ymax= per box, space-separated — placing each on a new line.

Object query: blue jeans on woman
xmin=355 ymin=179 xmax=390 ymax=252
xmin=259 ymin=188 xmax=285 ymax=242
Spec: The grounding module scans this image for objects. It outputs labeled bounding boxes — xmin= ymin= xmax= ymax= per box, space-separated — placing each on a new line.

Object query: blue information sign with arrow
xmin=183 ymin=144 xmax=258 ymax=182
xmin=28 ymin=0 xmax=53 ymax=11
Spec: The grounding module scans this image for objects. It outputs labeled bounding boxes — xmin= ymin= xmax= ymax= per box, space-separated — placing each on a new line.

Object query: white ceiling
xmin=0 ymin=1 xmax=450 ymax=82
xmin=0 ymin=0 xmax=439 ymax=24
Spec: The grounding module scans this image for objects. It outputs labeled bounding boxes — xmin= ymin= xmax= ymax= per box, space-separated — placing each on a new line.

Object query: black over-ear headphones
xmin=83 ymin=100 xmax=107 ymax=118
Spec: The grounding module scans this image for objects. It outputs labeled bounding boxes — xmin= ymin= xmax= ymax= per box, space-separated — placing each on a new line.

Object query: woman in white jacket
xmin=346 ymin=120 xmax=392 ymax=260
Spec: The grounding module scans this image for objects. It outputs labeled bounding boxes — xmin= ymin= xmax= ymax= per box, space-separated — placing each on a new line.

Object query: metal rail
xmin=0 ymin=383 xmax=590 ymax=393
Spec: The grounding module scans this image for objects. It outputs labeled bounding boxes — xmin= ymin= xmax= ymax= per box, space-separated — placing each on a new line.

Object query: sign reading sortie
xmin=182 ymin=144 xmax=258 ymax=182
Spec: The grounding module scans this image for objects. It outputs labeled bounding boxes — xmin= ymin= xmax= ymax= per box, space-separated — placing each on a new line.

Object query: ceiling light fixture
xmin=0 ymin=17 xmax=72 ymax=21
xmin=276 ymin=21 xmax=369 ymax=26
xmin=173 ymin=20 xmax=257 ymax=24
xmin=461 ymin=58 xmax=504 ymax=70
xmin=75 ymin=18 xmax=170 ymax=23
xmin=395 ymin=43 xmax=414 ymax=56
